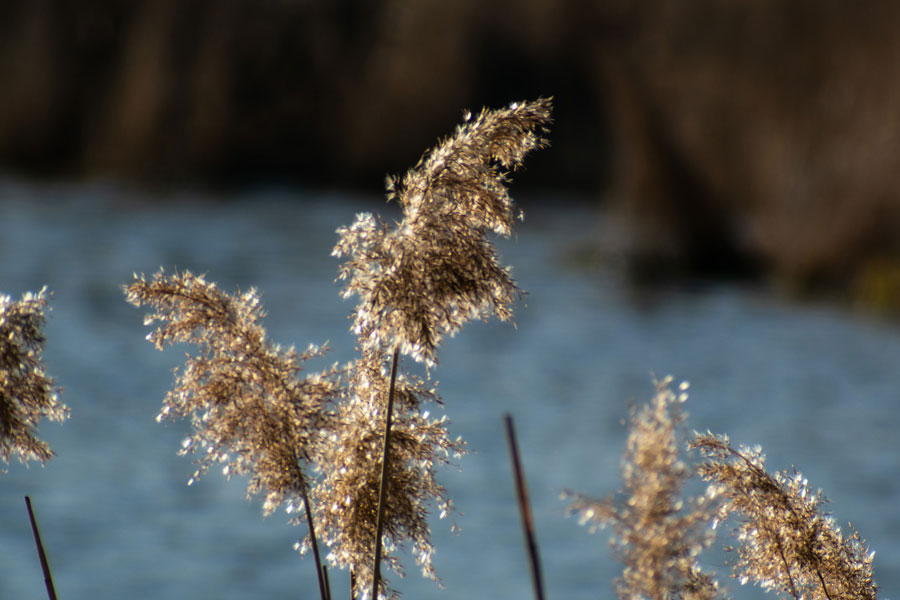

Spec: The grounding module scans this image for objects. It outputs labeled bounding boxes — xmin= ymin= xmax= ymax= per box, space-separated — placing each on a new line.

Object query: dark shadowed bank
xmin=4 ymin=0 xmax=900 ymax=299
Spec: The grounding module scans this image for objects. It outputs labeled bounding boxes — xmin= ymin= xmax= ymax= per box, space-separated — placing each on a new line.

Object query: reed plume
xmin=0 ymin=287 xmax=68 ymax=467
xmin=126 ymin=98 xmax=551 ymax=600
xmin=565 ymin=378 xmax=719 ymax=600
xmin=126 ymin=270 xmax=339 ymax=512
xmin=125 ymin=270 xmax=339 ymax=599
xmin=332 ymin=98 xmax=552 ymax=598
xmin=310 ymin=350 xmax=464 ymax=599
xmin=334 ymin=98 xmax=553 ymax=367
xmin=690 ymin=432 xmax=878 ymax=600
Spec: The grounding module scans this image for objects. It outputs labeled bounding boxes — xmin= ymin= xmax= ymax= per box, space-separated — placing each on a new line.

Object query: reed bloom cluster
xmin=329 ymin=97 xmax=552 ymax=598
xmin=0 ymin=287 xmax=67 ymax=467
xmin=128 ymin=99 xmax=552 ymax=600
xmin=334 ymin=98 xmax=552 ymax=366
xmin=566 ymin=378 xmax=719 ymax=600
xmin=691 ymin=433 xmax=878 ymax=600
xmin=310 ymin=350 xmax=464 ymax=594
xmin=568 ymin=375 xmax=879 ymax=600
xmin=125 ymin=270 xmax=340 ymax=514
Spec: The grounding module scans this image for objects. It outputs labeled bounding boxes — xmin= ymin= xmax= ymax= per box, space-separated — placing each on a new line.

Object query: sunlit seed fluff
xmin=125 ymin=269 xmax=340 ymax=517
xmin=312 ymin=351 xmax=466 ymax=600
xmin=690 ymin=432 xmax=878 ymax=600
xmin=335 ymin=98 xmax=552 ymax=367
xmin=565 ymin=378 xmax=719 ymax=600
xmin=0 ymin=287 xmax=68 ymax=467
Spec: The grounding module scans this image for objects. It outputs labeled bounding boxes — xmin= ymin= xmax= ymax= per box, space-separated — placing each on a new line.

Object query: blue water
xmin=1 ymin=178 xmax=899 ymax=599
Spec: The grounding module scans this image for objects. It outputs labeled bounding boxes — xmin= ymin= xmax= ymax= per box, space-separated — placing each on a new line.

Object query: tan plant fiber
xmin=566 ymin=378 xmax=719 ymax=600
xmin=0 ymin=287 xmax=67 ymax=467
xmin=126 ymin=270 xmax=340 ymax=514
xmin=691 ymin=433 xmax=877 ymax=600
xmin=334 ymin=98 xmax=553 ymax=366
xmin=329 ymin=98 xmax=551 ymax=599
xmin=127 ymin=98 xmax=551 ymax=600
xmin=310 ymin=349 xmax=464 ymax=598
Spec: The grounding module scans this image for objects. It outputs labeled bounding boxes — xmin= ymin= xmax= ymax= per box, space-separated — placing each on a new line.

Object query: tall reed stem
xmin=371 ymin=347 xmax=400 ymax=600
xmin=504 ymin=414 xmax=545 ymax=600
xmin=25 ymin=496 xmax=58 ymax=600
xmin=301 ymin=485 xmax=331 ymax=600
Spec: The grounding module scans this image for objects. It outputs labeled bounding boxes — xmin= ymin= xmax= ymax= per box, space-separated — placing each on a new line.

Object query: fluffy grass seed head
xmin=334 ymin=98 xmax=552 ymax=366
xmin=126 ymin=269 xmax=340 ymax=515
xmin=566 ymin=378 xmax=720 ymax=600
xmin=690 ymin=433 xmax=878 ymax=600
xmin=0 ymin=287 xmax=68 ymax=467
xmin=312 ymin=350 xmax=465 ymax=600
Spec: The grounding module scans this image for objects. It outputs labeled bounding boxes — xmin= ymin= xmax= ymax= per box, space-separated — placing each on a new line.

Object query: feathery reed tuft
xmin=690 ymin=432 xmax=878 ymax=600
xmin=0 ymin=287 xmax=67 ymax=467
xmin=334 ymin=98 xmax=552 ymax=366
xmin=311 ymin=350 xmax=464 ymax=599
xmin=330 ymin=98 xmax=551 ymax=599
xmin=565 ymin=378 xmax=719 ymax=600
xmin=125 ymin=270 xmax=339 ymax=514
xmin=126 ymin=98 xmax=551 ymax=600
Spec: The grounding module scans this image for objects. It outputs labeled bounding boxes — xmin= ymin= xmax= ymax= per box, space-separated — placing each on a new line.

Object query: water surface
xmin=2 ymin=180 xmax=898 ymax=599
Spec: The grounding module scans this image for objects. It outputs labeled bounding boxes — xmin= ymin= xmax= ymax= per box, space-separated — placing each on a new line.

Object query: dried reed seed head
xmin=392 ymin=98 xmax=552 ymax=236
xmin=0 ymin=288 xmax=68 ymax=467
xmin=127 ymin=269 xmax=340 ymax=514
xmin=691 ymin=433 xmax=877 ymax=600
xmin=567 ymin=378 xmax=719 ymax=600
xmin=335 ymin=98 xmax=552 ymax=366
xmin=313 ymin=353 xmax=464 ymax=599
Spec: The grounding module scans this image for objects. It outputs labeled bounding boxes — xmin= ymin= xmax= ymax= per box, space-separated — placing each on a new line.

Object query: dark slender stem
xmin=350 ymin=569 xmax=357 ymax=600
xmin=321 ymin=564 xmax=331 ymax=600
xmin=25 ymin=496 xmax=58 ymax=600
xmin=301 ymin=485 xmax=331 ymax=600
xmin=504 ymin=414 xmax=545 ymax=600
xmin=371 ymin=347 xmax=400 ymax=600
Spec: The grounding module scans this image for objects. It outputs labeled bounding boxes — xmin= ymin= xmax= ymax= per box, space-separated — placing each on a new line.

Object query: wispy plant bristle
xmin=565 ymin=377 xmax=719 ymax=600
xmin=125 ymin=269 xmax=340 ymax=514
xmin=0 ymin=287 xmax=67 ymax=467
xmin=312 ymin=351 xmax=463 ymax=599
xmin=690 ymin=432 xmax=878 ymax=600
xmin=329 ymin=98 xmax=551 ymax=599
xmin=334 ymin=98 xmax=553 ymax=367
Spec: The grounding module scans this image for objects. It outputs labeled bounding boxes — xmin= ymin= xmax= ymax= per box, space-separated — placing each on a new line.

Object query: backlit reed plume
xmin=334 ymin=98 xmax=553 ymax=367
xmin=331 ymin=98 xmax=551 ymax=599
xmin=126 ymin=270 xmax=339 ymax=512
xmin=0 ymin=287 xmax=67 ymax=467
xmin=690 ymin=432 xmax=878 ymax=600
xmin=565 ymin=378 xmax=719 ymax=600
xmin=125 ymin=270 xmax=340 ymax=600
xmin=310 ymin=349 xmax=464 ymax=599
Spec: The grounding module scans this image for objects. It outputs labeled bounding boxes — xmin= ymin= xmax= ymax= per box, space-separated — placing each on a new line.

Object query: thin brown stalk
xmin=25 ymin=496 xmax=58 ymax=600
xmin=301 ymin=485 xmax=331 ymax=600
xmin=319 ymin=564 xmax=331 ymax=600
xmin=372 ymin=346 xmax=400 ymax=600
xmin=504 ymin=413 xmax=545 ymax=600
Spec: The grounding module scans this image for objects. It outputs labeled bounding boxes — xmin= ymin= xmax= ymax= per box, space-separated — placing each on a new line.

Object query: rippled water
xmin=2 ymin=179 xmax=899 ymax=599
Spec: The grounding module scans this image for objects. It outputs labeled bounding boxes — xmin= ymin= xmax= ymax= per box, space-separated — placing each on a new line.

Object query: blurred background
xmin=5 ymin=0 xmax=900 ymax=295
xmin=2 ymin=1 xmax=900 ymax=598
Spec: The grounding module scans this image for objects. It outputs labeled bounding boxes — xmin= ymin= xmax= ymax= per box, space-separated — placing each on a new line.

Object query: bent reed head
xmin=334 ymin=98 xmax=552 ymax=366
xmin=126 ymin=269 xmax=340 ymax=514
xmin=126 ymin=98 xmax=552 ymax=600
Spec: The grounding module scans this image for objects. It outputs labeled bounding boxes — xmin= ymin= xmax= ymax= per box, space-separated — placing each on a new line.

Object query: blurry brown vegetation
xmin=5 ymin=0 xmax=900 ymax=296
xmin=0 ymin=0 xmax=594 ymax=189
xmin=599 ymin=0 xmax=900 ymax=298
